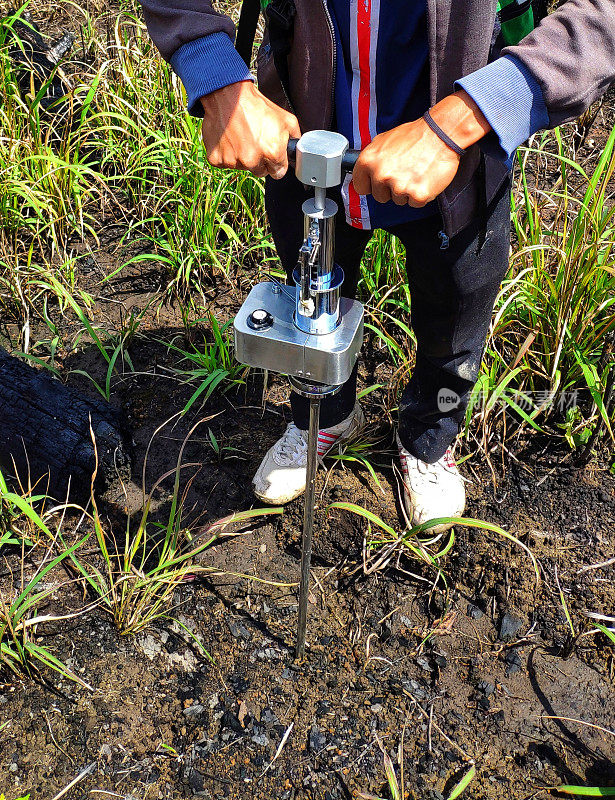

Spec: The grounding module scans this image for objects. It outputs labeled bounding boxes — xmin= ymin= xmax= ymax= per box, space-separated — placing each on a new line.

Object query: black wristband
xmin=422 ymin=110 xmax=466 ymax=157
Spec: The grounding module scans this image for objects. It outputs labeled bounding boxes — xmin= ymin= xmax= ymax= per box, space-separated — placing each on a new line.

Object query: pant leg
xmin=265 ymin=171 xmax=371 ymax=429
xmin=391 ymin=178 xmax=511 ymax=463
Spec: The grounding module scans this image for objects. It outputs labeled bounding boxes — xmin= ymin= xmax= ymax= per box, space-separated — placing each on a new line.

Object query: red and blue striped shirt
xmin=327 ymin=0 xmax=437 ymax=228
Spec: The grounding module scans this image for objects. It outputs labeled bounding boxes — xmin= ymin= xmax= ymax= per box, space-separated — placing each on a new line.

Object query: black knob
xmin=247 ymin=308 xmax=274 ymax=330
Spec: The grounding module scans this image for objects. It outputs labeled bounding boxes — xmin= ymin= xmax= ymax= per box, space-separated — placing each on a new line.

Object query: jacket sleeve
xmin=502 ymin=0 xmax=615 ymax=127
xmin=139 ymin=0 xmax=236 ymax=62
xmin=456 ymin=55 xmax=549 ymax=165
xmin=139 ymin=1 xmax=254 ymax=114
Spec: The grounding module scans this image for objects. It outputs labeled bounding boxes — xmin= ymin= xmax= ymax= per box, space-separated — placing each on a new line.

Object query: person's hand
xmin=200 ymin=81 xmax=301 ymax=179
xmin=352 ymin=90 xmax=491 ymax=207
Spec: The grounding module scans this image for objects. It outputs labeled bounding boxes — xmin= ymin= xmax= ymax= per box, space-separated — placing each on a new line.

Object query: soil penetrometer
xmin=234 ymin=130 xmax=363 ymax=656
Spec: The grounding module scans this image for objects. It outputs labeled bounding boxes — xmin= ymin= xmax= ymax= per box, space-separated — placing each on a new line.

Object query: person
xmin=139 ymin=0 xmax=614 ymax=529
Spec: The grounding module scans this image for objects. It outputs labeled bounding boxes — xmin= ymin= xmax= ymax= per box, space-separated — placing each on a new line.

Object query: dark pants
xmin=265 ymin=172 xmax=511 ymax=463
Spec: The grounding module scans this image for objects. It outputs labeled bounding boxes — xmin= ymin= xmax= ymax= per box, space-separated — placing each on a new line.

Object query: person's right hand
xmin=200 ymin=81 xmax=301 ymax=180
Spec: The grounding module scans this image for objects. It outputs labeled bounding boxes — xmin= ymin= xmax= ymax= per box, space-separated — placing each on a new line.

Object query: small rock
xmin=188 ymin=769 xmax=205 ymax=793
xmin=139 ymin=634 xmax=162 ymax=659
xmin=228 ymin=673 xmax=250 ymax=694
xmin=477 ymin=681 xmax=495 ymax=696
xmin=183 ymin=704 xmax=205 ymax=718
xmin=220 ymin=711 xmax=244 ymax=734
xmin=477 ymin=696 xmax=491 ymax=711
xmin=227 ymin=620 xmax=252 ymax=641
xmin=429 ymin=594 xmax=446 ymax=615
xmin=309 ymin=724 xmax=327 ymax=752
xmin=402 ymin=679 xmax=427 ymax=701
xmin=260 ymin=708 xmax=278 ymax=726
xmin=416 ymin=656 xmax=432 ymax=672
xmin=504 ymin=648 xmax=523 ymax=675
xmin=433 ymin=653 xmax=448 ymax=670
xmin=467 ymin=603 xmax=484 ymax=620
xmin=259 ymin=543 xmax=267 ymax=553
xmin=195 ymin=738 xmax=216 ymax=755
xmin=257 ymin=647 xmax=281 ymax=660
xmin=370 ymin=703 xmax=383 ymax=714
xmin=499 ymin=613 xmax=523 ymax=641
xmin=251 ymin=728 xmax=269 ymax=747
xmin=316 ymin=700 xmax=331 ymax=717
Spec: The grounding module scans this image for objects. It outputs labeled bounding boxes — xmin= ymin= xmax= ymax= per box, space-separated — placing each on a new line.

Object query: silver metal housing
xmin=234 ymin=282 xmax=363 ymax=386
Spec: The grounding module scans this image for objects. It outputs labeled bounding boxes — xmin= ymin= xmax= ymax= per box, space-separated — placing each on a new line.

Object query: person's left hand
xmin=352 ymin=90 xmax=491 ymax=207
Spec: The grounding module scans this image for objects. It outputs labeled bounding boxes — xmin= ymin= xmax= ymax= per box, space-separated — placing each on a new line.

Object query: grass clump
xmin=478 ymin=124 xmax=615 ymax=447
xmin=164 ymin=313 xmax=248 ymax=415
xmin=0 ymin=470 xmax=91 ymax=687
xmin=66 ymin=422 xmax=282 ymax=637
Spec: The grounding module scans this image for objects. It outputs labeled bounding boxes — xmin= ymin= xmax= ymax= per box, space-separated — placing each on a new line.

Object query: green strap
xmin=496 ymin=0 xmax=536 ymax=45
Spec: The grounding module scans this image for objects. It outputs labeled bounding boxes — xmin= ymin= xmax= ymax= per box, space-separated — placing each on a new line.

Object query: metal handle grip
xmin=287 ymin=138 xmax=360 ymax=173
xmin=287 ymin=137 xmax=298 ymax=162
xmin=340 ymin=149 xmax=360 ymax=172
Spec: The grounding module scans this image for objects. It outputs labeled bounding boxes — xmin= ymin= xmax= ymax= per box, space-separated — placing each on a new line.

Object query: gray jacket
xmin=140 ymin=0 xmax=615 ymax=236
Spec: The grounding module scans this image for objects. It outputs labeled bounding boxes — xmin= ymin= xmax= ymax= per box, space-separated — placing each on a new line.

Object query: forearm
xmin=453 ymin=0 xmax=615 ymax=165
xmin=428 ymin=90 xmax=492 ymax=151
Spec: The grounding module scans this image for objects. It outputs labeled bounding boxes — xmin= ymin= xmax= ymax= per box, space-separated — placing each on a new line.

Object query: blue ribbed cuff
xmin=456 ymin=55 xmax=549 ymax=167
xmin=170 ymin=32 xmax=254 ymax=116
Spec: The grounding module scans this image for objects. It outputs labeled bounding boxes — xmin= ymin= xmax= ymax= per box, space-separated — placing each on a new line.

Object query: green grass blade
xmin=448 ymin=764 xmax=476 ymax=799
xmin=552 ymin=787 xmax=615 ymax=796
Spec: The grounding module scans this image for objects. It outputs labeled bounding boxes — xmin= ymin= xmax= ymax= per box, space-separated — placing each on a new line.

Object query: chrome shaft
xmin=295 ymin=395 xmax=321 ymax=657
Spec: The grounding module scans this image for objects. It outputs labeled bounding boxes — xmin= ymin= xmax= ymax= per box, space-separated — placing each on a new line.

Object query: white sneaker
xmin=253 ymin=404 xmax=365 ymax=505
xmin=397 ymin=435 xmax=466 ymax=533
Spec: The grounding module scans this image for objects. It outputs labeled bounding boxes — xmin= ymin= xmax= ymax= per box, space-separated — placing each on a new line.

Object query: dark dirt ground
xmin=1 ymin=5 xmax=614 ymax=796
xmin=1 ymin=243 xmax=614 ymax=800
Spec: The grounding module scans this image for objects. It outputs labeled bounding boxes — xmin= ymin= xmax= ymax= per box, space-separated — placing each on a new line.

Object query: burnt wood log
xmin=0 ymin=348 xmax=131 ymax=496
xmin=5 ymin=9 xmax=73 ymax=107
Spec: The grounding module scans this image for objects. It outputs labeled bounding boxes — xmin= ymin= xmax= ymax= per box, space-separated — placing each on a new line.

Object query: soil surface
xmin=1 ymin=254 xmax=614 ymax=799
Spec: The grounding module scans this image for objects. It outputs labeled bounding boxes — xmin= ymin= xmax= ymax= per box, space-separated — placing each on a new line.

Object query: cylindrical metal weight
xmin=294 ymin=197 xmax=342 ymax=335
xmin=293 ymin=264 xmax=344 ymax=335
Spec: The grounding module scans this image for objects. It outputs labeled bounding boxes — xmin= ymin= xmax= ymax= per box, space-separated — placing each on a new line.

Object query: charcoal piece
xmin=499 ymin=613 xmax=523 ymax=641
xmin=0 ymin=348 xmax=131 ymax=495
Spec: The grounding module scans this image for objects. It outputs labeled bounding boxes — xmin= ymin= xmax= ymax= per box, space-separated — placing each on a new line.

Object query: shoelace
xmin=399 ymin=447 xmax=456 ymax=483
xmin=273 ymin=424 xmax=308 ymax=466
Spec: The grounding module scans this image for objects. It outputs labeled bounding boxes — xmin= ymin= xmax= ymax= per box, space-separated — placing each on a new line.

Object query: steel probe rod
xmin=296 ymin=395 xmax=321 ymax=657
